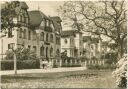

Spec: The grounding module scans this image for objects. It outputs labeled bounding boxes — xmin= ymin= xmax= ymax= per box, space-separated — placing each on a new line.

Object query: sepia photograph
xmin=0 ymin=0 xmax=127 ymax=88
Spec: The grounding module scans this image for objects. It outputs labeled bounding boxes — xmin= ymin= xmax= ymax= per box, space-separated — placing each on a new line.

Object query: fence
xmin=53 ymin=59 xmax=105 ymax=67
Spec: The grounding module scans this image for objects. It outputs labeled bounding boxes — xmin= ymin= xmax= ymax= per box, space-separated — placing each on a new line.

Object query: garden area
xmin=1 ymin=69 xmax=116 ymax=88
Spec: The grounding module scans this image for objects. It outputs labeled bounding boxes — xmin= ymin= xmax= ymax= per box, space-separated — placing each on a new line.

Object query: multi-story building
xmin=61 ymin=30 xmax=83 ymax=58
xmin=83 ymin=35 xmax=101 ymax=59
xmin=0 ymin=2 xmax=62 ymax=67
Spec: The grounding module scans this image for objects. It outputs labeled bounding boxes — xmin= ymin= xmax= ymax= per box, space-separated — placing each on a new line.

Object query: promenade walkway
xmin=0 ymin=67 xmax=87 ymax=75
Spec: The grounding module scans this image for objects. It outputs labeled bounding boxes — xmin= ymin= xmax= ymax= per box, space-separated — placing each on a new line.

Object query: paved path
xmin=0 ymin=67 xmax=87 ymax=75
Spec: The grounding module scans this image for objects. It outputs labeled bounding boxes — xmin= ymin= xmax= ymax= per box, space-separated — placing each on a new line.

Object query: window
xmin=19 ymin=28 xmax=22 ymax=38
xmin=50 ymin=47 xmax=53 ymax=57
xmin=33 ymin=31 xmax=36 ymax=40
xmin=56 ymin=37 xmax=60 ymax=45
xmin=64 ymin=39 xmax=67 ymax=44
xmin=50 ymin=22 xmax=54 ymax=30
xmin=33 ymin=46 xmax=37 ymax=53
xmin=46 ymin=20 xmax=49 ymax=26
xmin=20 ymin=15 xmax=22 ymax=22
xmin=50 ymin=34 xmax=53 ymax=42
xmin=41 ymin=19 xmax=45 ymax=27
xmin=26 ymin=18 xmax=28 ymax=24
xmin=23 ymin=29 xmax=26 ymax=39
xmin=28 ymin=45 xmax=31 ymax=50
xmin=46 ymin=33 xmax=49 ymax=42
xmin=8 ymin=43 xmax=15 ymax=50
xmin=40 ymin=32 xmax=44 ymax=41
xmin=28 ymin=30 xmax=31 ymax=40
xmin=56 ymin=49 xmax=60 ymax=57
xmin=8 ymin=28 xmax=13 ymax=38
xmin=40 ymin=46 xmax=44 ymax=56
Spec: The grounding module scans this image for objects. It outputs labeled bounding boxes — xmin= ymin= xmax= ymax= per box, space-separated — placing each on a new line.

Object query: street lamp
xmin=35 ymin=29 xmax=43 ymax=68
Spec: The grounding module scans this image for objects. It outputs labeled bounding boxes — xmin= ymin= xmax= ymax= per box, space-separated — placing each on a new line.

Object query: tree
xmin=58 ymin=1 xmax=127 ymax=58
xmin=1 ymin=1 xmax=20 ymax=31
xmin=5 ymin=48 xmax=38 ymax=60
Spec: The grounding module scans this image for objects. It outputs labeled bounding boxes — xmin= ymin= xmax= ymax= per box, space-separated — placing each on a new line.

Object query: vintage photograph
xmin=0 ymin=0 xmax=127 ymax=88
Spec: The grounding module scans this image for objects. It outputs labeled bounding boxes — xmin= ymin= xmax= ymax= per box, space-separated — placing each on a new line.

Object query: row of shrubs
xmin=1 ymin=60 xmax=40 ymax=70
xmin=87 ymin=64 xmax=116 ymax=70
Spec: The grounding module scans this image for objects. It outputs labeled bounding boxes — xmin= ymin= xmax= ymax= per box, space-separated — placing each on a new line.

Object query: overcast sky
xmin=26 ymin=1 xmax=63 ymax=16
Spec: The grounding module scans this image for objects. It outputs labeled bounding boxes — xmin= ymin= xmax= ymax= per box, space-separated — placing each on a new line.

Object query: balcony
xmin=44 ymin=41 xmax=50 ymax=45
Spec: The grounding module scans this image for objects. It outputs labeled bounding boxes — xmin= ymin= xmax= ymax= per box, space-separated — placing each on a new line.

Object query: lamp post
xmin=9 ymin=43 xmax=17 ymax=74
xmin=35 ymin=29 xmax=43 ymax=68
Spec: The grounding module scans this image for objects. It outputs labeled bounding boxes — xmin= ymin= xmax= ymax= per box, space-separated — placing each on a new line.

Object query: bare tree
xmin=58 ymin=1 xmax=127 ymax=58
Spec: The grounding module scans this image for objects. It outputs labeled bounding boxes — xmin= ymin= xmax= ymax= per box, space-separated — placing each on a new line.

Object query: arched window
xmin=40 ymin=45 xmax=44 ymax=56
xmin=40 ymin=32 xmax=44 ymax=41
xmin=50 ymin=34 xmax=53 ymax=42
xmin=50 ymin=47 xmax=53 ymax=57
xmin=56 ymin=49 xmax=60 ymax=57
xmin=46 ymin=33 xmax=49 ymax=42
xmin=23 ymin=29 xmax=26 ymax=39
xmin=19 ymin=28 xmax=22 ymax=38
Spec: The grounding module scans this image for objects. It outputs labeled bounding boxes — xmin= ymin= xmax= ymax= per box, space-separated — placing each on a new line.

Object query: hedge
xmin=87 ymin=64 xmax=116 ymax=70
xmin=1 ymin=60 xmax=40 ymax=70
xmin=61 ymin=63 xmax=81 ymax=67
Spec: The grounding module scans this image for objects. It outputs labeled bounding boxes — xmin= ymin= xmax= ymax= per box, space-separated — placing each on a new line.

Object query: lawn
xmin=1 ymin=69 xmax=117 ymax=88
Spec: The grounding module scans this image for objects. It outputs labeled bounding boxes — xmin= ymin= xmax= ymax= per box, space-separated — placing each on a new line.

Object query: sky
xmin=26 ymin=1 xmax=64 ymax=16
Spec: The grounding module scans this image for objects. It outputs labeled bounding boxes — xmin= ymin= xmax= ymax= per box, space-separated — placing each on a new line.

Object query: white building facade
xmin=61 ymin=30 xmax=83 ymax=58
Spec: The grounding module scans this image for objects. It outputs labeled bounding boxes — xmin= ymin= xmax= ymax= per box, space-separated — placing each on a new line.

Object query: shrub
xmin=1 ymin=60 xmax=40 ymax=70
xmin=1 ymin=60 xmax=14 ymax=70
xmin=112 ymin=54 xmax=127 ymax=88
xmin=87 ymin=64 xmax=116 ymax=70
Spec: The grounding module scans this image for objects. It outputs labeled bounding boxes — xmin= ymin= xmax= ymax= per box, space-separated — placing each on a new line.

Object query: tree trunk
xmin=117 ymin=41 xmax=124 ymax=60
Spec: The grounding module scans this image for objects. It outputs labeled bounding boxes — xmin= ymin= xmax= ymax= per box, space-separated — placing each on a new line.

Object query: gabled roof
xmin=28 ymin=10 xmax=48 ymax=27
xmin=51 ymin=17 xmax=62 ymax=33
xmin=19 ymin=2 xmax=28 ymax=9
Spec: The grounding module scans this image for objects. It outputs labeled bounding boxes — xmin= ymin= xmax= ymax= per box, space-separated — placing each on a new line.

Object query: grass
xmin=1 ymin=69 xmax=117 ymax=88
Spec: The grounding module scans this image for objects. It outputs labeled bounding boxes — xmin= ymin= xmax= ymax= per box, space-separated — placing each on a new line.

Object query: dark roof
xmin=28 ymin=10 xmax=48 ymax=27
xmin=19 ymin=2 xmax=28 ymax=9
xmin=1 ymin=2 xmax=28 ymax=11
xmin=83 ymin=36 xmax=91 ymax=42
xmin=61 ymin=30 xmax=76 ymax=37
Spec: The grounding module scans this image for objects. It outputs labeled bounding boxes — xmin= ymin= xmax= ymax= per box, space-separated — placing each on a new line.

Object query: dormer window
xmin=46 ymin=20 xmax=49 ymax=26
xmin=41 ymin=20 xmax=45 ymax=27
